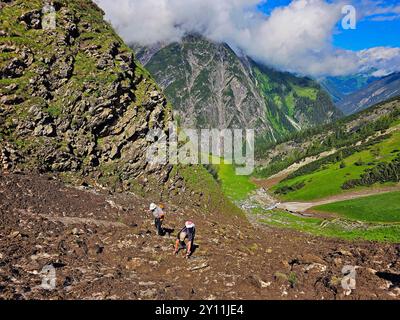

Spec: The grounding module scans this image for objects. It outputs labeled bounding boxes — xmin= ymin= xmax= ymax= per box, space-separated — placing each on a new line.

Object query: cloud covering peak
xmin=94 ymin=0 xmax=400 ymax=77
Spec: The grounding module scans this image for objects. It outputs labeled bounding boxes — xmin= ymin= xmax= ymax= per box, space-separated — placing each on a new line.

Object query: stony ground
xmin=1 ymin=173 xmax=400 ymax=300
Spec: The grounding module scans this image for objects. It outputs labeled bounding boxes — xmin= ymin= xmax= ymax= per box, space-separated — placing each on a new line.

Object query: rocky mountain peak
xmin=133 ymin=34 xmax=342 ymax=142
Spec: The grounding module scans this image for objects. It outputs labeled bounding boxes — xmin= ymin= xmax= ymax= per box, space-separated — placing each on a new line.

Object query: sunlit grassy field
xmin=256 ymin=209 xmax=400 ymax=243
xmin=209 ymin=156 xmax=257 ymax=201
xmin=313 ymin=192 xmax=400 ymax=223
xmin=272 ymin=130 xmax=400 ymax=201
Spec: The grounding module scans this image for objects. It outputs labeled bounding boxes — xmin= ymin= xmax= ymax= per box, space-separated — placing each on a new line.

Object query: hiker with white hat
xmin=149 ymin=203 xmax=165 ymax=236
xmin=174 ymin=221 xmax=196 ymax=258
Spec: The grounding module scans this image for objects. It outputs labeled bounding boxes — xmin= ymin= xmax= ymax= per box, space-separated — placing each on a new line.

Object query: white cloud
xmin=237 ymin=0 xmax=359 ymax=76
xmin=355 ymin=0 xmax=400 ymax=21
xmin=358 ymin=47 xmax=400 ymax=76
xmin=94 ymin=0 xmax=262 ymax=45
xmin=369 ymin=15 xmax=400 ymax=22
xmin=94 ymin=0 xmax=399 ymax=77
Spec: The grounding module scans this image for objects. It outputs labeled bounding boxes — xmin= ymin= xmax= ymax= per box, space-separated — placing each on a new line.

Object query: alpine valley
xmin=1 ymin=0 xmax=400 ymax=302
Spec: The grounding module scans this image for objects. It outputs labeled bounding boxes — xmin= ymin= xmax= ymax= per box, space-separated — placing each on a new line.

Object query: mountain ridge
xmin=133 ymin=35 xmax=342 ymax=142
xmin=320 ymin=71 xmax=381 ymax=103
xmin=337 ymin=72 xmax=400 ymax=115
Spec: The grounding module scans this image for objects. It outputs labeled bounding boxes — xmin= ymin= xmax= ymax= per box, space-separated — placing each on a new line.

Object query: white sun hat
xmin=185 ymin=221 xmax=195 ymax=229
xmin=149 ymin=203 xmax=157 ymax=211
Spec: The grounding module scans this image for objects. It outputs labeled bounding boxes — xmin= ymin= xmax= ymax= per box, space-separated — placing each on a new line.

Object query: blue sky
xmin=334 ymin=18 xmax=400 ymax=50
xmin=259 ymin=0 xmax=400 ymax=51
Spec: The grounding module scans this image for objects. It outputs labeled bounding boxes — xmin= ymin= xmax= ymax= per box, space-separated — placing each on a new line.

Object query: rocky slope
xmin=0 ymin=0 xmax=176 ymax=194
xmin=1 ymin=0 xmax=242 ymax=222
xmin=1 ymin=172 xmax=400 ymax=300
xmin=133 ymin=35 xmax=342 ymax=142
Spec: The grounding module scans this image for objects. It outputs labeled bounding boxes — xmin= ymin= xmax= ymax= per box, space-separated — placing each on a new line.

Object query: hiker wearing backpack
xmin=149 ymin=203 xmax=165 ymax=236
xmin=174 ymin=221 xmax=196 ymax=258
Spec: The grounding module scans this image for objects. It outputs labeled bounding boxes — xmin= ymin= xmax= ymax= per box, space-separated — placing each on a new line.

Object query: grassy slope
xmin=313 ymin=192 xmax=400 ymax=223
xmin=217 ymin=162 xmax=257 ymax=201
xmin=207 ymin=156 xmax=257 ymax=202
xmin=251 ymin=99 xmax=400 ymax=242
xmin=258 ymin=209 xmax=400 ymax=242
xmin=216 ymin=158 xmax=400 ymax=242
xmin=292 ymin=85 xmax=318 ymax=100
xmin=176 ymin=165 xmax=245 ymax=216
xmin=272 ymin=130 xmax=400 ymax=201
xmin=252 ymin=65 xmax=322 ymax=137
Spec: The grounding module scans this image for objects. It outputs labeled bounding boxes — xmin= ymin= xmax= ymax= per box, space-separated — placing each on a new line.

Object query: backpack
xmin=152 ymin=206 xmax=165 ymax=219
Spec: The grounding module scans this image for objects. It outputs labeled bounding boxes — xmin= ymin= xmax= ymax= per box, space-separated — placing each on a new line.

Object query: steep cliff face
xmin=0 ymin=0 xmax=174 ymax=192
xmin=135 ymin=36 xmax=269 ymax=135
xmin=134 ymin=35 xmax=342 ymax=142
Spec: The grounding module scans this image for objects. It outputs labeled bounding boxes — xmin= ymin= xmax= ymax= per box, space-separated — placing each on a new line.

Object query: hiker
xmin=174 ymin=221 xmax=196 ymax=258
xmin=149 ymin=203 xmax=165 ymax=236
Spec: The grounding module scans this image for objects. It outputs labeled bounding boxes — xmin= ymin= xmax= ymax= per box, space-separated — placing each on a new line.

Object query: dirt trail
xmin=277 ymin=185 xmax=400 ymax=212
xmin=1 ymin=173 xmax=400 ymax=300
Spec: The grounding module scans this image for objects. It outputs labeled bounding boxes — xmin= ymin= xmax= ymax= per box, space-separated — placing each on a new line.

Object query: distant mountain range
xmin=132 ymin=35 xmax=342 ymax=142
xmin=321 ymin=71 xmax=400 ymax=115
xmin=133 ymin=35 xmax=400 ymax=132
xmin=336 ymin=73 xmax=400 ymax=115
xmin=320 ymin=71 xmax=381 ymax=103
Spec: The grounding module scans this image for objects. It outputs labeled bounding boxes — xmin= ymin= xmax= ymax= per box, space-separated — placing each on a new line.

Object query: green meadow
xmin=208 ymin=156 xmax=257 ymax=202
xmin=272 ymin=130 xmax=400 ymax=201
xmin=313 ymin=192 xmax=400 ymax=223
xmin=255 ymin=209 xmax=400 ymax=243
